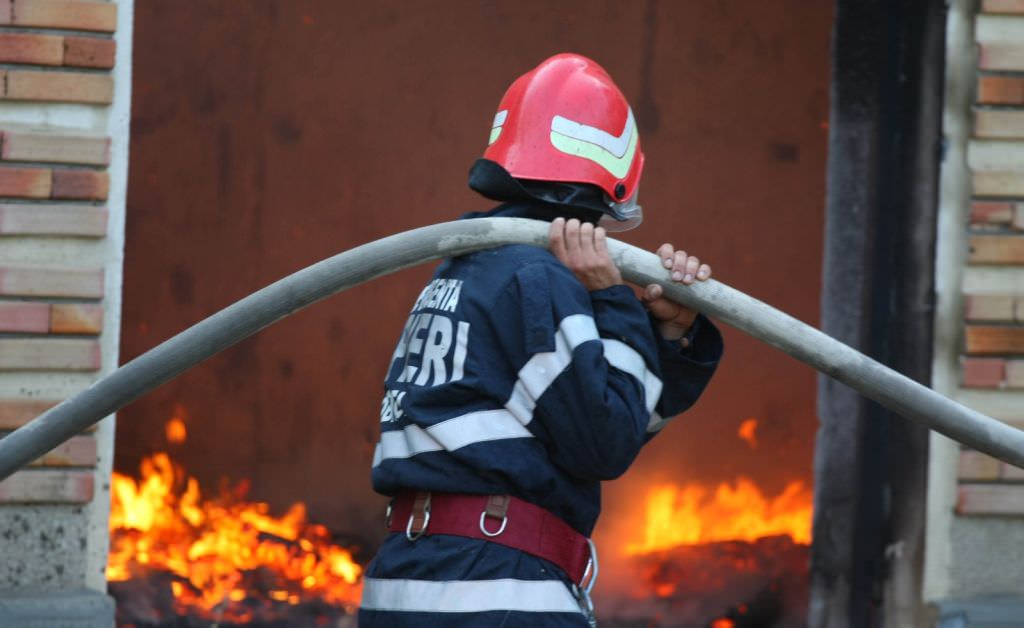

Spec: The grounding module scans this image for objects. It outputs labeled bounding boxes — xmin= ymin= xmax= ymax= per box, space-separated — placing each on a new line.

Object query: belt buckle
xmin=579 ymin=538 xmax=599 ymax=594
xmin=405 ymin=492 xmax=431 ymax=541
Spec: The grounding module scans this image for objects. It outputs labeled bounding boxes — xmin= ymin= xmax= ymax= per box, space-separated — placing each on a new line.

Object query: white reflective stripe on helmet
xmin=489 ymin=109 xmax=509 ymax=145
xmin=360 ymin=577 xmax=583 ymax=614
xmin=551 ymin=108 xmax=636 ymax=158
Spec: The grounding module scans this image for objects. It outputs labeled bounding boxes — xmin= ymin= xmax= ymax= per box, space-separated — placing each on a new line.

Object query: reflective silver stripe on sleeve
xmin=373 ymin=409 xmax=532 ymax=467
xmin=601 ymin=338 xmax=663 ymax=413
xmin=360 ymin=577 xmax=582 ymax=614
xmin=646 ymin=411 xmax=670 ymax=433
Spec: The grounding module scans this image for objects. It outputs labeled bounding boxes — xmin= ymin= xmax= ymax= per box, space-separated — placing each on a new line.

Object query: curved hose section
xmin=1 ymin=217 xmax=1022 ymax=479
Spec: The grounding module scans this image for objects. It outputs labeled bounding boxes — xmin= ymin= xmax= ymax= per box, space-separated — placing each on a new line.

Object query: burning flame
xmin=107 ymin=449 xmax=363 ymax=621
xmin=625 ymin=478 xmax=812 ymax=555
xmin=737 ymin=418 xmax=758 ymax=449
xmin=165 ymin=417 xmax=187 ymax=444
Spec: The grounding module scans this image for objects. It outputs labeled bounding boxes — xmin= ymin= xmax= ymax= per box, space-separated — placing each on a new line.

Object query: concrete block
xmin=958 ymin=483 xmax=1024 ymax=515
xmin=11 ymin=0 xmax=117 ymax=32
xmin=27 ymin=435 xmax=96 ymax=467
xmin=0 ymin=166 xmax=51 ymax=198
xmin=63 ymin=36 xmax=115 ymax=69
xmin=964 ymin=326 xmax=1024 ymax=355
xmin=975 ymin=109 xmax=1024 ymax=139
xmin=977 ymin=76 xmax=1024 ymax=105
xmin=50 ymin=303 xmax=102 ymax=335
xmin=4 ymin=70 xmax=113 ymax=105
xmin=964 ymin=294 xmax=1016 ymax=321
xmin=0 ymin=203 xmax=108 ymax=237
xmin=967 ymin=140 xmax=1024 ymax=171
xmin=0 ymin=302 xmax=49 ymax=333
xmin=0 ymin=338 xmax=101 ymax=370
xmin=973 ymin=171 xmax=1024 ymax=197
xmin=1006 ymin=359 xmax=1024 ymax=387
xmin=0 ymin=267 xmax=103 ymax=298
xmin=936 ymin=595 xmax=1024 ymax=628
xmin=2 ymin=131 xmax=110 ymax=166
xmin=0 ymin=32 xmax=63 ymax=66
xmin=0 ymin=506 xmax=93 ymax=587
xmin=970 ymin=201 xmax=1014 ymax=225
xmin=0 ymin=470 xmax=93 ymax=503
xmin=962 ymin=357 xmax=1007 ymax=387
xmin=969 ymin=234 xmax=1024 ymax=264
xmin=958 ymin=450 xmax=1003 ymax=480
xmin=0 ymin=589 xmax=115 ymax=628
xmin=0 ymin=399 xmax=58 ymax=430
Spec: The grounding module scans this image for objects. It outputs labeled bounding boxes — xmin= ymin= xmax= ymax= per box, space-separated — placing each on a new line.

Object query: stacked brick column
xmin=956 ymin=2 xmax=1024 ymax=514
xmin=0 ymin=1 xmax=132 ymax=624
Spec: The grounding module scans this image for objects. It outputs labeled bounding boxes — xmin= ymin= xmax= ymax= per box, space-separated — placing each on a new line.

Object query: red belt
xmin=387 ymin=491 xmax=595 ymax=586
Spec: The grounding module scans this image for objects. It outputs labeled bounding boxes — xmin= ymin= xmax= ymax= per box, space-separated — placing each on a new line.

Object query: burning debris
xmin=600 ymin=476 xmax=812 ymax=627
xmin=107 ymin=452 xmax=363 ymax=627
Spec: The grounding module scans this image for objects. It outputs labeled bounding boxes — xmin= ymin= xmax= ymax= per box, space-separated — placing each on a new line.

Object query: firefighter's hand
xmin=549 ymin=217 xmax=623 ymax=291
xmin=641 ymin=243 xmax=712 ymax=341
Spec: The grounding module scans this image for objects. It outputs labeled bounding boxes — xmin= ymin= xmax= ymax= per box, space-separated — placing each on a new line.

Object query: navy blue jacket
xmin=360 ymin=202 xmax=722 ymax=626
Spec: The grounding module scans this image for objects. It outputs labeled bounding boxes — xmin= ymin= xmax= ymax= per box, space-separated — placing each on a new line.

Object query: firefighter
xmin=359 ymin=53 xmax=723 ymax=627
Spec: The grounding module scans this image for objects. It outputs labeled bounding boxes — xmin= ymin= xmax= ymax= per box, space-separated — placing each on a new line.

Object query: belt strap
xmin=388 ymin=491 xmax=592 ymax=585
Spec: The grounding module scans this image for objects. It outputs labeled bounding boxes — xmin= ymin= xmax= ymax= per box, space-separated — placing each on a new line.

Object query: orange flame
xmin=165 ymin=418 xmax=187 ymax=444
xmin=625 ymin=478 xmax=812 ymax=555
xmin=107 ymin=453 xmax=362 ymax=621
xmin=738 ymin=418 xmax=758 ymax=449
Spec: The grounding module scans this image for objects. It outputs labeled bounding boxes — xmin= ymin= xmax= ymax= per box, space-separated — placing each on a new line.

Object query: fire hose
xmin=0 ymin=217 xmax=1022 ymax=480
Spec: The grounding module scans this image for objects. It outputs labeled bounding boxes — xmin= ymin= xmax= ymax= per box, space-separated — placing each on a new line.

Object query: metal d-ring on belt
xmin=386 ymin=490 xmax=597 ymax=593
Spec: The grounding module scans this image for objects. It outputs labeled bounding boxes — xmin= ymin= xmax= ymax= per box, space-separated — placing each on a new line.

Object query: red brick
xmin=974 ymin=171 xmax=1024 ymax=197
xmin=0 ymin=470 xmax=93 ymax=503
xmin=50 ymin=303 xmax=102 ymax=334
xmin=964 ymin=293 xmax=1016 ymax=321
xmin=0 ymin=301 xmax=50 ymax=333
xmin=2 ymin=131 xmax=109 ymax=166
xmin=978 ymin=76 xmax=1024 ymax=105
xmin=0 ymin=338 xmax=100 ymax=370
xmin=982 ymin=0 xmax=1024 ymax=13
xmin=1003 ymin=461 xmax=1024 ymax=480
xmin=965 ymin=325 xmax=1024 ymax=355
xmin=980 ymin=44 xmax=1024 ymax=71
xmin=1015 ymin=204 xmax=1024 ymax=231
xmin=971 ymin=201 xmax=1014 ymax=224
xmin=0 ymin=1 xmax=11 ymax=24
xmin=63 ymin=36 xmax=115 ymax=69
xmin=0 ymin=166 xmax=51 ymax=198
xmin=0 ymin=399 xmax=59 ymax=430
xmin=51 ymin=169 xmax=107 ymax=200
xmin=12 ymin=0 xmax=116 ymax=32
xmin=27 ymin=435 xmax=96 ymax=467
xmin=0 ymin=267 xmax=103 ymax=298
xmin=962 ymin=357 xmax=1007 ymax=387
xmin=4 ymin=70 xmax=113 ymax=105
xmin=0 ymin=203 xmax=107 ymax=236
xmin=958 ymin=483 xmax=1024 ymax=515
xmin=958 ymin=450 xmax=1002 ymax=480
xmin=0 ymin=32 xmax=63 ymax=66
xmin=969 ymin=234 xmax=1024 ymax=264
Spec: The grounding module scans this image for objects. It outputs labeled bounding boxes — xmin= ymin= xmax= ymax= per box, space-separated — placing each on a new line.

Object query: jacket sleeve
xmin=644 ymin=313 xmax=724 ymax=435
xmin=489 ymin=258 xmax=700 ymax=481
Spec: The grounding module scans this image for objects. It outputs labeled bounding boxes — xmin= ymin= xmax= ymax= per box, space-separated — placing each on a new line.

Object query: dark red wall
xmin=120 ymin=0 xmax=832 ymax=554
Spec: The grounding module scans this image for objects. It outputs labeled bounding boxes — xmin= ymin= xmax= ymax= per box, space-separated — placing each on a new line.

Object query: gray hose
xmin=1 ymin=217 xmax=1021 ymax=480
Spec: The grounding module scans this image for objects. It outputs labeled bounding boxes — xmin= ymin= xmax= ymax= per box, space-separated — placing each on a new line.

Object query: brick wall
xmin=957 ymin=2 xmax=1024 ymax=516
xmin=0 ymin=0 xmax=131 ymax=597
xmin=925 ymin=0 xmax=1024 ymax=602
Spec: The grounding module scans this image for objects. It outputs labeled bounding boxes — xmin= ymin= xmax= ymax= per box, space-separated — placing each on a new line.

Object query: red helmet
xmin=477 ymin=53 xmax=645 ymax=230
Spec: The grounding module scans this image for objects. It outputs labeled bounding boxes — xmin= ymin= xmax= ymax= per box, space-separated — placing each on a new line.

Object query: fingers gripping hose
xmin=1 ymin=217 xmax=1023 ymax=480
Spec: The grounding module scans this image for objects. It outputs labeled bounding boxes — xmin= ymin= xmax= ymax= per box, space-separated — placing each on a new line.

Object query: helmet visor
xmin=600 ymin=187 xmax=643 ymax=232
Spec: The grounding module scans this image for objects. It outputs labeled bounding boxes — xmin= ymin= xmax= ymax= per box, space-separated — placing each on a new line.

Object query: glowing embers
xmin=107 ymin=450 xmax=363 ymax=626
